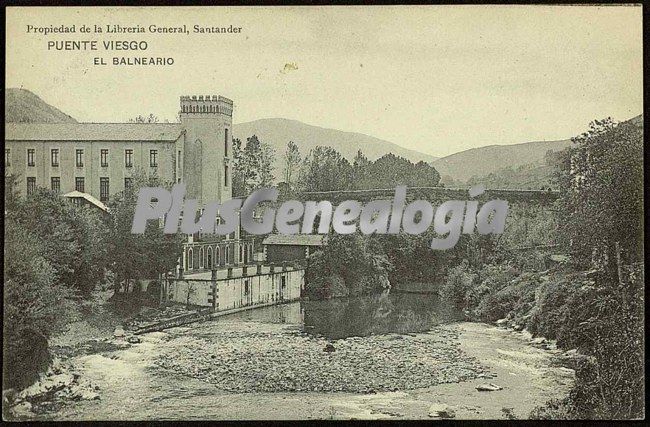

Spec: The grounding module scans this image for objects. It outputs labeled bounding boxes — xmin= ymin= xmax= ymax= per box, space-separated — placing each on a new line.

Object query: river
xmin=34 ymin=293 xmax=573 ymax=420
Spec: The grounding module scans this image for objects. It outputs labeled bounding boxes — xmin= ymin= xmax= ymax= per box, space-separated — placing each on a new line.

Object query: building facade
xmin=5 ymin=95 xmax=233 ymax=204
xmin=262 ymin=234 xmax=325 ymax=263
xmin=5 ymin=94 xmax=249 ymax=270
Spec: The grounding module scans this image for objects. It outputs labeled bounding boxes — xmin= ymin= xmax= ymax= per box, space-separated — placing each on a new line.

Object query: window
xmin=150 ymin=149 xmax=158 ymax=167
xmin=188 ymin=248 xmax=194 ymax=270
xmin=27 ymin=177 xmax=36 ymax=195
xmin=27 ymin=149 xmax=35 ymax=167
xmin=75 ymin=177 xmax=85 ymax=192
xmin=199 ymin=247 xmax=205 ymax=269
xmin=51 ymin=177 xmax=60 ymax=193
xmin=224 ymin=165 xmax=229 ymax=187
xmin=244 ymin=280 xmax=250 ymax=296
xmin=124 ymin=177 xmax=133 ymax=192
xmin=101 ymin=149 xmax=109 ymax=167
xmin=5 ymin=149 xmax=10 ymax=166
xmin=224 ymin=129 xmax=229 ymax=157
xmin=100 ymin=177 xmax=109 ymax=202
xmin=125 ymin=149 xmax=133 ymax=168
xmin=76 ymin=149 xmax=84 ymax=167
xmin=51 ymin=149 xmax=59 ymax=167
xmin=178 ymin=150 xmax=182 ymax=172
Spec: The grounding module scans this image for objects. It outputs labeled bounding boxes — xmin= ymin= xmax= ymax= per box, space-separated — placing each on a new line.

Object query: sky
xmin=6 ymin=6 xmax=643 ymax=158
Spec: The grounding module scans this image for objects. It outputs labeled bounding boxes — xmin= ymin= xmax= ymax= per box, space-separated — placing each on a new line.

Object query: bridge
xmin=298 ymin=186 xmax=559 ymax=206
xmin=296 ymin=186 xmax=561 ymax=251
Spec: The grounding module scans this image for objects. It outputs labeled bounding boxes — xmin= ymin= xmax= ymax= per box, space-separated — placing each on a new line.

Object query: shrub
xmin=438 ymin=261 xmax=478 ymax=312
xmin=530 ymin=265 xmax=644 ymax=419
xmin=476 ymin=273 xmax=539 ymax=322
xmin=3 ymin=218 xmax=78 ymax=389
xmin=306 ymin=233 xmax=391 ymax=299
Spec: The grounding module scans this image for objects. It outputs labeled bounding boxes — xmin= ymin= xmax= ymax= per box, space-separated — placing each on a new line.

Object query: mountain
xmin=5 ymin=88 xmax=78 ymax=123
xmin=233 ymin=118 xmax=438 ymax=180
xmin=433 ymin=139 xmax=573 ymax=184
xmin=434 ymin=114 xmax=643 ymax=184
xmin=456 ymin=115 xmax=643 ymax=190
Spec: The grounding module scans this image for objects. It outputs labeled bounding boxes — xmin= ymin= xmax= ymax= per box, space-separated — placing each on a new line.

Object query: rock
xmin=78 ymin=390 xmax=100 ymax=401
xmin=46 ymin=373 xmax=75 ymax=390
xmin=496 ymin=318 xmax=508 ymax=326
xmin=3 ymin=388 xmax=18 ymax=405
xmin=127 ymin=336 xmax=142 ymax=344
xmin=113 ymin=326 xmax=126 ymax=338
xmin=476 ymin=383 xmax=503 ymax=392
xmin=323 ymin=343 xmax=335 ymax=353
xmin=10 ymin=401 xmax=33 ymax=418
xmin=69 ymin=383 xmax=101 ymax=401
xmin=18 ymin=382 xmax=47 ymax=400
xmin=428 ymin=403 xmax=456 ymax=418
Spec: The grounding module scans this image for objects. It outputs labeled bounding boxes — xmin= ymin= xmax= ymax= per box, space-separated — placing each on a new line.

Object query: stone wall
xmin=167 ymin=267 xmax=304 ymax=309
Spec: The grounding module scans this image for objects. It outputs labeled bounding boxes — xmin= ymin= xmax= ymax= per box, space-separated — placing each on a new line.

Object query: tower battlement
xmin=180 ymin=95 xmax=233 ymax=116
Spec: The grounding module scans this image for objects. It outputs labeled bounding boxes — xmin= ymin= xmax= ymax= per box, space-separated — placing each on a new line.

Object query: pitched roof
xmin=262 ymin=234 xmax=326 ymax=246
xmin=5 ymin=122 xmax=183 ymax=142
xmin=62 ymin=191 xmax=109 ymax=212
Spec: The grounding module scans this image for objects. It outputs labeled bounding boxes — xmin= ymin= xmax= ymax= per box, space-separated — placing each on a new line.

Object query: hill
xmin=433 ymin=138 xmax=572 ymax=184
xmin=5 ymin=88 xmax=78 ymax=123
xmin=434 ymin=114 xmax=643 ymax=184
xmin=233 ymin=118 xmax=438 ymax=180
xmin=459 ymin=114 xmax=643 ymax=188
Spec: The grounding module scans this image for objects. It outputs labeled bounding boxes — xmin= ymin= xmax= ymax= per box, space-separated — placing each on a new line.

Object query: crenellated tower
xmin=179 ymin=95 xmax=233 ymax=205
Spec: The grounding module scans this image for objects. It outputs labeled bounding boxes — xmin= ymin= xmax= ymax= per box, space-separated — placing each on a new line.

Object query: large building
xmin=5 ymin=94 xmax=253 ymax=272
xmin=5 ymin=95 xmax=233 ymax=205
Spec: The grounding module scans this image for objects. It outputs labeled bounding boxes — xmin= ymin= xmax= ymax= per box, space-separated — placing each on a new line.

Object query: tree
xmin=129 ymin=113 xmax=159 ymax=123
xmin=9 ymin=187 xmax=107 ymax=296
xmin=4 ymin=173 xmax=21 ymax=213
xmin=361 ymin=153 xmax=440 ymax=189
xmin=555 ymin=117 xmax=643 ymax=273
xmin=3 ymin=217 xmax=78 ymax=389
xmin=306 ymin=233 xmax=392 ymax=299
xmin=104 ymin=169 xmax=184 ymax=294
xmin=283 ymin=141 xmax=302 ymax=190
xmin=351 ymin=150 xmax=371 ymax=189
xmin=231 ymin=135 xmax=275 ymax=197
xmin=299 ymin=146 xmax=353 ymax=192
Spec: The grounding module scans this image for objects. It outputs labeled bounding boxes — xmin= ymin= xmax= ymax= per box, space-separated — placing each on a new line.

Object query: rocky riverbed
xmin=6 ymin=311 xmax=576 ymax=420
xmin=155 ymin=321 xmax=488 ymax=393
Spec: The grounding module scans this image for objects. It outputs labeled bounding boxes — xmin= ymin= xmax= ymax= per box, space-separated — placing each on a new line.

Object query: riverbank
xmin=11 ymin=316 xmax=574 ymax=420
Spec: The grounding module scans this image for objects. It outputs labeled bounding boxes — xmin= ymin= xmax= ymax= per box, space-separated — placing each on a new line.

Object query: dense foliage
xmin=305 ymin=233 xmax=392 ymax=299
xmin=232 ymin=135 xmax=276 ymax=197
xmin=295 ymin=146 xmax=440 ymax=192
xmin=3 ymin=169 xmax=183 ymax=388
xmin=555 ymin=118 xmax=644 ymax=273
xmin=104 ymin=169 xmax=184 ymax=293
xmin=9 ymin=188 xmax=107 ymax=296
xmin=438 ymin=117 xmax=645 ymax=420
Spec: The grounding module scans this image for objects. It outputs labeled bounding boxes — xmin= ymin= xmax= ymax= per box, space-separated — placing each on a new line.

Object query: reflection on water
xmin=228 ymin=291 xmax=462 ymax=340
xmin=39 ymin=288 xmax=461 ymax=420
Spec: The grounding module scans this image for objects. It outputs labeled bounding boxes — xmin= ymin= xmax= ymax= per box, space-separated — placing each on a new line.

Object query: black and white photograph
xmin=2 ymin=5 xmax=644 ymax=421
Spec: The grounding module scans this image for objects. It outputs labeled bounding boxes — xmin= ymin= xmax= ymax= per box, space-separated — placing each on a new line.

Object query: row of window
xmin=26 ymin=176 xmax=135 ymax=202
xmin=186 ymin=244 xmax=254 ymax=271
xmin=6 ymin=148 xmax=159 ymax=168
